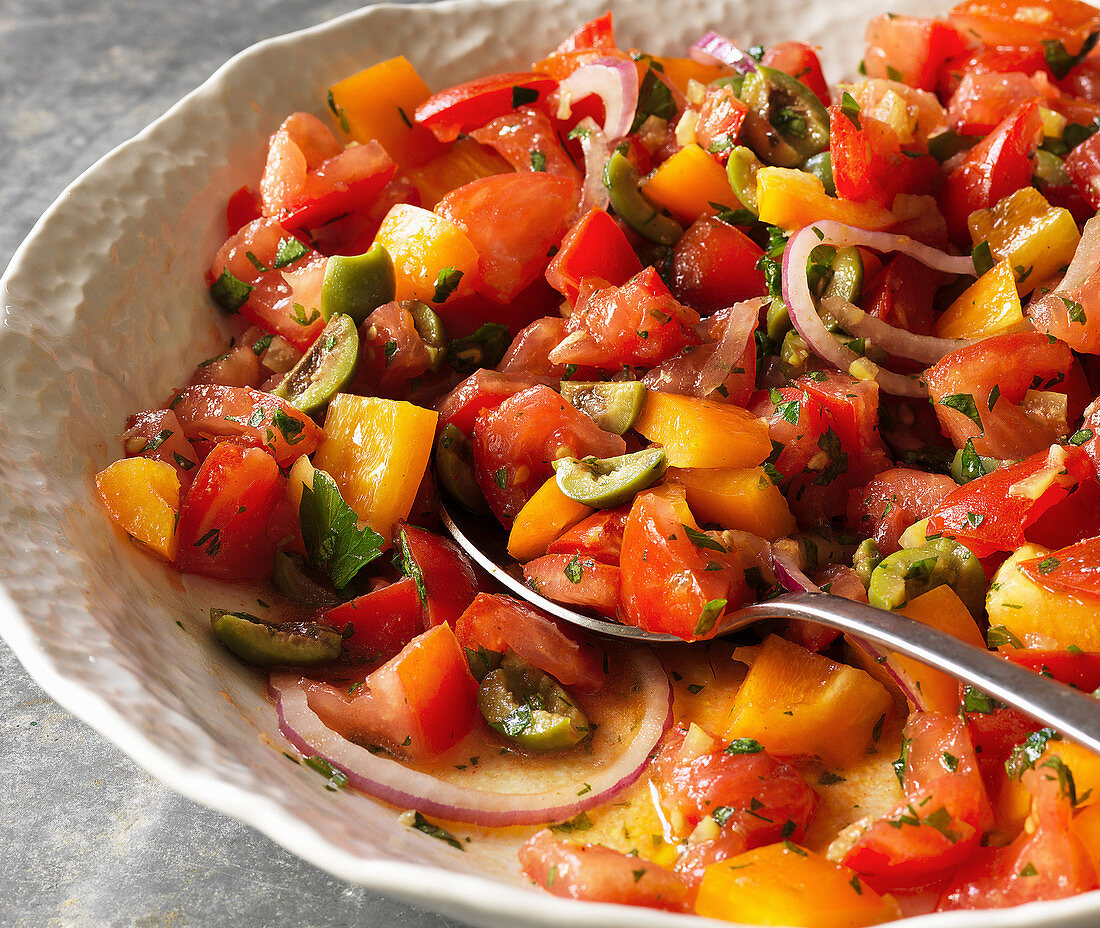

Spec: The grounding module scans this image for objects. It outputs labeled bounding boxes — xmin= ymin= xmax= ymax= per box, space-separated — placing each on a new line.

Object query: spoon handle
xmin=740 ymin=592 xmax=1100 ymax=755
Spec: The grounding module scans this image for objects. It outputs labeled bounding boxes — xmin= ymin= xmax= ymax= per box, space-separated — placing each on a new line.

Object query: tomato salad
xmin=96 ymin=2 xmax=1100 ymax=924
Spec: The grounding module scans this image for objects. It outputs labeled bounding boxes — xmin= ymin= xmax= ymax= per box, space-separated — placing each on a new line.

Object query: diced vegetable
xmin=632 ymin=392 xmax=771 ymax=468
xmin=95 ymin=457 xmax=181 ymax=561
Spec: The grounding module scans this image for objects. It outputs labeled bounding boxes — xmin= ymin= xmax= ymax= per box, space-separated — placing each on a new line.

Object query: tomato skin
xmin=436 ymin=369 xmax=548 ymax=435
xmin=1018 ymin=535 xmax=1100 ymax=600
xmin=471 ymin=384 xmax=625 ymax=526
xmin=414 ymin=72 xmax=558 ymax=143
xmin=226 ymin=185 xmax=262 ymax=234
xmin=454 ymin=592 xmax=607 ymax=691
xmin=762 ymin=41 xmax=831 ymax=106
xmin=316 ymin=577 xmax=423 ymax=660
xmin=1065 ymin=130 xmax=1100 ymax=209
xmin=669 ymin=216 xmax=767 ymax=312
xmin=394 ymin=522 xmax=479 ymax=628
xmin=522 ymin=554 xmax=620 ymax=613
xmin=847 ymin=467 xmax=958 ymax=555
xmin=121 ymin=409 xmax=200 ymax=487
xmin=175 ymin=442 xmax=284 ymax=581
xmin=545 ymin=207 xmax=643 ymax=305
xmin=618 ymin=491 xmax=747 ymax=640
xmin=947 ymin=0 xmax=1100 ymax=50
xmin=470 ymin=105 xmax=581 ymax=186
xmin=939 ymin=100 xmax=1043 ymax=244
xmin=924 ymin=445 xmax=1095 ymax=558
xmin=551 ymin=267 xmax=701 ymax=370
xmin=862 ymin=254 xmax=943 ymax=335
xmin=863 ymin=14 xmax=968 ymax=92
xmin=546 ymin=506 xmax=629 ymax=565
xmin=830 ymin=105 xmax=941 ymax=205
xmin=553 ymin=12 xmax=617 ymax=55
xmin=519 ymin=830 xmax=689 ymax=911
xmin=692 ymin=84 xmax=750 ymax=160
xmin=170 ymin=385 xmax=325 ymax=466
xmin=436 ymin=173 xmax=577 ymax=303
xmin=947 ymin=70 xmax=1040 ymax=136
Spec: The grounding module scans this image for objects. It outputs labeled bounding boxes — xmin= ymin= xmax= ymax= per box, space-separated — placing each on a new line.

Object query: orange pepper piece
xmin=95 ymin=457 xmax=181 ymax=561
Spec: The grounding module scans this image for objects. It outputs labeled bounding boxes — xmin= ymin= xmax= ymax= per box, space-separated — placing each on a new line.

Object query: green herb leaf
xmin=725 ymin=738 xmax=765 ymax=755
xmin=987 ymin=624 xmax=1023 ymax=649
xmin=683 ymin=524 xmax=727 ymax=552
xmin=549 ymin=812 xmax=593 ymax=834
xmin=448 ymin=322 xmax=511 ymax=375
xmin=432 ymin=266 xmax=464 ymax=303
xmin=1069 ymin=428 xmax=1094 ymax=446
xmin=1043 ymin=30 xmax=1099 ymax=80
xmin=274 ymin=236 xmax=310 ymax=268
xmin=304 ymin=755 xmax=348 ymax=791
xmin=299 ymin=470 xmax=384 ymax=589
xmin=695 ymin=598 xmax=727 ymax=637
xmin=210 ymin=267 xmax=253 ymax=312
xmin=564 ymin=555 xmax=584 ymax=584
xmin=971 ymin=240 xmax=995 ymax=277
xmin=530 ymin=149 xmax=547 ymax=172
xmin=840 ymin=91 xmax=862 ymax=129
xmin=631 ymin=67 xmax=677 ymax=132
xmin=940 ymin=393 xmax=983 ymax=429
xmin=410 ymin=811 xmax=464 ymax=850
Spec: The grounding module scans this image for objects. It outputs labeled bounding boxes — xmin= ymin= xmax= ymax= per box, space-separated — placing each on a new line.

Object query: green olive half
xmin=210 ymin=609 xmax=343 ymax=667
xmin=560 ymin=381 xmax=646 ymax=435
xmin=867 ymin=537 xmax=986 ymax=618
xmin=320 ymin=244 xmax=396 ymax=325
xmin=272 ymin=313 xmax=359 ymax=413
xmin=604 ymin=150 xmax=683 ymax=245
xmin=727 ymin=145 xmax=764 ymax=215
xmin=407 ymin=300 xmax=448 ymax=372
xmin=435 ymin=423 xmax=487 ymax=513
xmin=272 ymin=550 xmax=341 ymax=609
xmin=852 ymin=538 xmax=883 ymax=590
xmin=738 ymin=65 xmax=830 ymax=167
xmin=478 ymin=653 xmax=589 ymax=752
xmin=553 ymin=447 xmax=667 ymax=508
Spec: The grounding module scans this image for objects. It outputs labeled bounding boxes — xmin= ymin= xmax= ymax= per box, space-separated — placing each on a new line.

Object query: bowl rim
xmin=2 ymin=1 xmax=1100 ymax=926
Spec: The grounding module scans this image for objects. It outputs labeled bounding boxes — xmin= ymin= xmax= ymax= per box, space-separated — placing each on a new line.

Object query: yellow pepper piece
xmin=312 ymin=394 xmax=437 ymax=542
xmin=374 ymin=204 xmax=480 ymax=305
xmin=647 ymin=57 xmax=730 ymax=95
xmin=95 ymin=457 xmax=181 ymax=561
xmin=696 ymin=842 xmax=901 ymax=927
xmin=632 ymin=393 xmax=771 ymax=469
xmin=934 ymin=258 xmax=1023 ymax=339
xmin=668 ymin=466 xmax=795 ymax=540
xmin=893 ymin=586 xmax=986 ymax=713
xmin=404 ymin=137 xmax=512 ymax=209
xmin=642 ymin=144 xmax=740 ymax=223
xmin=1001 ymin=739 xmax=1100 ymax=835
xmin=725 ymin=635 xmax=892 ymax=766
xmin=756 ymin=167 xmax=896 ymax=231
xmin=327 ymin=55 xmax=445 ymax=168
xmin=507 ymin=477 xmax=593 ymax=562
xmin=968 ymin=186 xmax=1080 ymax=295
xmin=987 ymin=543 xmax=1100 ymax=650
xmin=1073 ymin=802 xmax=1100 ymax=870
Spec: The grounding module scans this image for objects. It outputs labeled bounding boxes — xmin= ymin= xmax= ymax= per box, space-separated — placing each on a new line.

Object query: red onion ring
xmin=269 ymin=645 xmax=671 ymax=827
xmin=782 ymin=222 xmax=975 ymax=397
xmin=771 ymin=548 xmax=818 ymax=594
xmin=558 ymin=57 xmax=639 ymax=140
xmin=570 ymin=117 xmax=612 ymax=217
xmin=688 ymin=32 xmax=759 ymax=74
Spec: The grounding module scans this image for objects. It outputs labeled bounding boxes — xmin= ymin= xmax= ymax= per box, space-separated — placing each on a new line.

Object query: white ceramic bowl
xmin=1 ymin=0 xmax=1098 ymax=925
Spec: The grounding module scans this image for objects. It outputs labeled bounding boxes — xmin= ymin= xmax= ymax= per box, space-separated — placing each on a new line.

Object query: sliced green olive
xmin=559 ymin=381 xmax=646 ymax=435
xmin=478 ymin=653 xmax=589 ymax=752
xmin=448 ymin=322 xmax=511 ymax=376
xmin=272 ymin=550 xmax=341 ymax=608
xmin=928 ymin=129 xmax=976 ymax=164
xmin=553 ymin=447 xmax=667 ymax=509
xmin=853 ymin=538 xmax=882 ymax=589
xmin=320 ymin=244 xmax=396 ymax=325
xmin=789 ymin=529 xmax=863 ymax=574
xmin=407 ymin=300 xmax=447 ymax=372
xmin=779 ymin=329 xmax=810 ymax=380
xmin=950 ymin=440 xmax=1003 ymax=485
xmin=765 ymin=300 xmax=791 ymax=340
xmin=272 ymin=313 xmax=359 ymax=413
xmin=726 ymin=145 xmax=763 ymax=215
xmin=210 ymin=609 xmax=343 ymax=667
xmin=804 ymin=151 xmax=835 ymax=196
xmin=822 ymin=246 xmax=865 ymax=305
xmin=435 ymin=423 xmax=488 ymax=513
xmin=867 ymin=537 xmax=986 ymax=618
xmin=604 ymin=150 xmax=683 ymax=245
xmin=1034 ymin=149 xmax=1071 ymax=188
xmin=738 ymin=66 xmax=830 ymax=167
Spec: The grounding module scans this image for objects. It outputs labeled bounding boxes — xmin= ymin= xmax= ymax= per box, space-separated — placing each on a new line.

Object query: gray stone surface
xmin=0 ymin=2 xmax=462 ymax=926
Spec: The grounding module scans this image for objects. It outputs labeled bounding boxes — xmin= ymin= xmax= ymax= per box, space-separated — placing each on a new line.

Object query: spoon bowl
xmin=441 ymin=499 xmax=1100 ymax=756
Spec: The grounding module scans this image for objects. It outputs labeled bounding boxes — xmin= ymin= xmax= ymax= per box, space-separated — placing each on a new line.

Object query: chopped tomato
xmin=498 ymin=317 xmax=583 ymax=379
xmin=545 ymin=506 xmax=629 ymax=565
xmin=175 ymin=442 xmax=284 ymax=580
xmin=522 ymin=553 xmax=620 ymax=613
xmin=947 ymin=71 xmax=1041 ymax=136
xmin=830 ymin=105 xmax=940 ymax=205
xmin=947 ymin=0 xmax=1100 ymax=50
xmin=305 ymin=622 xmax=479 ymax=759
xmin=471 ymin=383 xmax=625 ymax=525
xmin=549 ymin=267 xmax=701 ymax=370
xmin=316 ymin=577 xmax=423 ymax=660
xmin=169 ymin=385 xmax=325 ymax=466
xmin=669 ymin=216 xmax=767 ymax=312
xmin=924 ymin=444 xmax=1095 ymax=558
xmin=692 ymin=84 xmax=750 ymax=160
xmin=1018 ymin=535 xmax=1100 ymax=599
xmin=862 ymin=254 xmax=944 ymax=335
xmin=470 ymin=106 xmax=581 ymax=186
xmin=939 ymin=100 xmax=1043 ymax=244
xmin=436 ymin=369 xmax=549 ymax=435
xmin=619 ymin=490 xmax=747 ymax=639
xmin=843 ymin=712 xmax=991 ymax=889
xmin=762 ymin=41 xmax=831 ymax=106
xmin=847 ymin=467 xmax=958 ymax=555
xmin=545 ymin=207 xmax=643 ymax=306
xmin=226 ymin=185 xmax=262 ymax=234
xmin=395 ymin=522 xmax=479 ymax=627
xmin=414 ymin=72 xmax=558 ymax=143
xmin=1065 ymin=130 xmax=1100 ymax=209
xmin=553 ymin=12 xmax=617 ymax=55
xmin=519 ymin=830 xmax=689 ymax=911
xmin=352 ymin=300 xmax=438 ymax=399
xmin=863 ymin=14 xmax=968 ymax=92
xmin=121 ymin=409 xmax=200 ymax=486
xmin=454 ymin=592 xmax=607 ymax=691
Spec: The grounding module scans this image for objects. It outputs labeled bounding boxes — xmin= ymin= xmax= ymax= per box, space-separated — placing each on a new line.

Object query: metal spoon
xmin=441 ymin=500 xmax=1100 ymax=756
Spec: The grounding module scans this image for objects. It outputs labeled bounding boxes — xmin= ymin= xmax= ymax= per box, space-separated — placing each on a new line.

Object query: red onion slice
xmin=570 ymin=117 xmax=612 ymax=217
xmin=689 ymin=31 xmax=758 ymax=74
xmin=558 ymin=57 xmax=639 ymax=140
xmin=771 ymin=548 xmax=819 ymax=594
xmin=782 ymin=222 xmax=975 ymax=397
xmin=695 ymin=298 xmax=765 ymax=397
xmin=270 ymin=645 xmax=671 ymax=827
xmin=1053 ymin=213 xmax=1100 ymax=292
